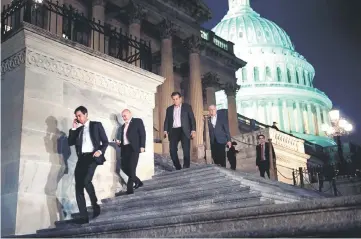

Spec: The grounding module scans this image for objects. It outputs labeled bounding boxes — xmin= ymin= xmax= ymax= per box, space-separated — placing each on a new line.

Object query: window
xmin=287 ymin=68 xmax=292 ymax=83
xmin=277 ymin=67 xmax=282 ymax=82
xmin=254 ymin=67 xmax=259 ymax=82
xmin=266 ymin=66 xmax=271 ymax=81
xmin=296 ymin=70 xmax=300 ymax=84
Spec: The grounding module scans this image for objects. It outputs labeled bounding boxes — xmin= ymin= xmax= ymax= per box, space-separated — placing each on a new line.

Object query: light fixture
xmin=329 ymin=109 xmax=340 ymax=122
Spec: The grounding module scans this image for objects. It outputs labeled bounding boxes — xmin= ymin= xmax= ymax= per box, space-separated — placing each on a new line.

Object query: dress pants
xmin=121 ymin=145 xmax=141 ymax=193
xmin=211 ymin=142 xmax=226 ymax=167
xmin=169 ymin=127 xmax=191 ymax=170
xmin=75 ymin=153 xmax=98 ymax=219
xmin=258 ymin=160 xmax=270 ymax=178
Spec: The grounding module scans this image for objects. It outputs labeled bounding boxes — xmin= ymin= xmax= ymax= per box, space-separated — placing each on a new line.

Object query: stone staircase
xmin=16 ymin=164 xmax=361 ymax=238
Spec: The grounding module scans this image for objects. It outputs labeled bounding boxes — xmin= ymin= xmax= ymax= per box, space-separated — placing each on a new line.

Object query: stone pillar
xmin=91 ymin=0 xmax=105 ymax=52
xmin=288 ymin=101 xmax=296 ymax=132
xmin=186 ymin=35 xmax=205 ymax=160
xmin=49 ymin=0 xmax=63 ymax=36
xmin=282 ymin=100 xmax=290 ymax=132
xmin=202 ymin=72 xmax=220 ymax=110
xmin=128 ymin=2 xmax=145 ymax=67
xmin=306 ymin=103 xmax=315 ymax=134
xmin=204 ymin=115 xmax=213 ymax=164
xmin=315 ymin=105 xmax=323 ymax=136
xmin=295 ymin=101 xmax=304 ymax=133
xmin=223 ymin=83 xmax=240 ymax=136
xmin=159 ymin=19 xmax=176 ymax=154
xmin=267 ymin=101 xmax=273 ymax=125
xmin=268 ymin=139 xmax=278 ymax=181
xmin=322 ymin=108 xmax=330 ymax=126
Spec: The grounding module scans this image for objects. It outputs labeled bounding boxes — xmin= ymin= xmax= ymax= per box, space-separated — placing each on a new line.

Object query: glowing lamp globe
xmin=329 ymin=109 xmax=340 ymax=122
xmin=344 ymin=123 xmax=353 ymax=132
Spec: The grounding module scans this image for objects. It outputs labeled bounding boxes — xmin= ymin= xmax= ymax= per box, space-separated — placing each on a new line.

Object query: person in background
xmin=256 ymin=134 xmax=275 ymax=178
xmin=227 ymin=141 xmax=239 ymax=170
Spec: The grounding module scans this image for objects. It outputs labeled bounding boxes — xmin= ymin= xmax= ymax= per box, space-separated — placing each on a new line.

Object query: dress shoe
xmin=115 ymin=191 xmax=134 ymax=197
xmin=134 ymin=181 xmax=143 ymax=189
xmin=92 ymin=204 xmax=100 ymax=218
xmin=73 ymin=217 xmax=89 ymax=225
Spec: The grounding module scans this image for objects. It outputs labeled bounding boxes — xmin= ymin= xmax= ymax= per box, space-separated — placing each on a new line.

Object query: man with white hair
xmin=207 ymin=105 xmax=232 ymax=167
xmin=115 ymin=109 xmax=146 ymax=194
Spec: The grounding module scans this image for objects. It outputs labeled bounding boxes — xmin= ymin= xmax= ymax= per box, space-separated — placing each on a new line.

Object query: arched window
xmin=254 ymin=67 xmax=259 ymax=82
xmin=277 ymin=67 xmax=282 ymax=82
xmin=303 ymin=71 xmax=308 ymax=86
xmin=266 ymin=66 xmax=272 ymax=81
xmin=296 ymin=70 xmax=300 ymax=84
xmin=309 ymin=73 xmax=313 ymax=86
xmin=287 ymin=68 xmax=292 ymax=83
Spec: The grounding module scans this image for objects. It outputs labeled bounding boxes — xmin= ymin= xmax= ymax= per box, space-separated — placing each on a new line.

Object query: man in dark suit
xmin=164 ymin=92 xmax=196 ymax=170
xmin=207 ymin=105 xmax=232 ymax=167
xmin=68 ymin=106 xmax=109 ymax=224
xmin=256 ymin=134 xmax=276 ymax=178
xmin=115 ymin=109 xmax=146 ymax=194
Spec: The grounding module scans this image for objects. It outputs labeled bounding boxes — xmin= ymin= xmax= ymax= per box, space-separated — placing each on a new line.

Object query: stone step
xmin=71 ymin=187 xmax=256 ymax=222
xmin=72 ymin=182 xmax=249 ymax=218
xmin=137 ymin=173 xmax=226 ymax=192
xmin=36 ymin=195 xmax=361 ymax=238
xmin=144 ymin=169 xmax=224 ymax=186
xmin=152 ymin=164 xmax=213 ymax=178
xmin=52 ymin=193 xmax=266 ymax=231
xmin=101 ymin=177 xmax=239 ymax=205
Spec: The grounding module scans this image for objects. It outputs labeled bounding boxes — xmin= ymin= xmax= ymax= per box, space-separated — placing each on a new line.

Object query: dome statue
xmin=213 ymin=0 xmax=335 ymax=146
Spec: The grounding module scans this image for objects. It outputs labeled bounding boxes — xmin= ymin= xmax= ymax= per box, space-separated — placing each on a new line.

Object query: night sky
xmin=202 ymin=0 xmax=361 ymax=145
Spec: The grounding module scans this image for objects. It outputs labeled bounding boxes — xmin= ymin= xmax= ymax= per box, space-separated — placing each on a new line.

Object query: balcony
xmin=1 ymin=0 xmax=153 ymax=71
xmin=200 ymin=28 xmax=234 ymax=54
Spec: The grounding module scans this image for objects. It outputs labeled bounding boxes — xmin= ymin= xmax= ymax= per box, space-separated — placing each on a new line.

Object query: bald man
xmin=116 ymin=109 xmax=146 ymax=194
xmin=207 ymin=105 xmax=231 ymax=167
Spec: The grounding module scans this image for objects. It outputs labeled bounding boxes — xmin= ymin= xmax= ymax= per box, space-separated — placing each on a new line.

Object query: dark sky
xmin=202 ymin=0 xmax=361 ymax=145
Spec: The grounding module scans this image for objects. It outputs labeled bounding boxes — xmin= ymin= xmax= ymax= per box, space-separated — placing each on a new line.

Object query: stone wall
xmin=1 ymin=24 xmax=164 ymax=236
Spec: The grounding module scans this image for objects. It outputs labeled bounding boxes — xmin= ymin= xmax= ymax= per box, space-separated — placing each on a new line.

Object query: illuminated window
xmin=277 ymin=67 xmax=282 ymax=82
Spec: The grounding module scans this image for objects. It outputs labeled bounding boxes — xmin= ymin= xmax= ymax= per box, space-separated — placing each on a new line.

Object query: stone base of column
xmin=162 ymin=140 xmax=170 ymax=155
xmin=191 ymin=144 xmax=206 ymax=163
xmin=205 ymin=149 xmax=213 ymax=164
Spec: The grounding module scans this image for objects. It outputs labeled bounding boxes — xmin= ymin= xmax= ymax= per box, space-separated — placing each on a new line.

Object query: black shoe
xmin=92 ymin=204 xmax=100 ymax=218
xmin=73 ymin=217 xmax=89 ymax=225
xmin=134 ymin=181 xmax=143 ymax=189
xmin=115 ymin=191 xmax=134 ymax=197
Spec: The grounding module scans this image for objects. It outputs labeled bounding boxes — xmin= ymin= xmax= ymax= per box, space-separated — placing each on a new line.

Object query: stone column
xmin=267 ymin=101 xmax=273 ymax=125
xmin=295 ymin=101 xmax=304 ymax=133
xmin=186 ymin=35 xmax=205 ymax=160
xmin=128 ymin=2 xmax=145 ymax=67
xmin=322 ymin=108 xmax=330 ymax=125
xmin=159 ymin=19 xmax=176 ymax=154
xmin=274 ymin=99 xmax=284 ymax=130
xmin=223 ymin=83 xmax=240 ymax=136
xmin=91 ymin=0 xmax=105 ymax=52
xmin=306 ymin=103 xmax=315 ymax=134
xmin=202 ymin=72 xmax=220 ymax=110
xmin=282 ymin=100 xmax=290 ymax=132
xmin=288 ymin=101 xmax=296 ymax=132
xmin=315 ymin=105 xmax=323 ymax=136
xmin=204 ymin=115 xmax=212 ymax=164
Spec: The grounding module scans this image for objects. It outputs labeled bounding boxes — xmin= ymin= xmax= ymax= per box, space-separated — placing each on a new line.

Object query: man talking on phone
xmin=164 ymin=92 xmax=196 ymax=170
xmin=68 ymin=106 xmax=109 ymax=224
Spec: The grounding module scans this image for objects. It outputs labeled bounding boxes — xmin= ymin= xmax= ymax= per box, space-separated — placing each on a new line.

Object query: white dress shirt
xmin=80 ymin=121 xmax=94 ymax=153
xmin=211 ymin=114 xmax=217 ymax=128
xmin=123 ymin=118 xmax=132 ymax=145
xmin=173 ymin=104 xmax=182 ymax=128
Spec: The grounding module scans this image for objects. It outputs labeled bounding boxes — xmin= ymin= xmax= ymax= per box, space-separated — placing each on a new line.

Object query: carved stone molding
xmin=1 ymin=49 xmax=26 ymax=75
xmin=184 ymin=35 xmax=201 ymax=54
xmin=24 ymin=49 xmax=153 ymax=104
xmin=127 ymin=2 xmax=146 ymax=25
xmin=201 ymin=72 xmax=220 ymax=88
xmin=222 ymin=82 xmax=240 ymax=97
xmin=92 ymin=0 xmax=106 ymax=7
xmin=159 ymin=19 xmax=177 ymax=39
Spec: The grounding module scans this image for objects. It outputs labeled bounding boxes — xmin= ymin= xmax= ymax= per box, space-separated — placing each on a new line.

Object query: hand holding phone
xmin=73 ymin=118 xmax=79 ymax=128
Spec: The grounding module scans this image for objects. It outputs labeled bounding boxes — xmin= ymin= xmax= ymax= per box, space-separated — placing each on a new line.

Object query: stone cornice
xmin=2 ymin=23 xmax=165 ymax=107
xmin=201 ymin=72 xmax=221 ymax=88
xmin=202 ymin=41 xmax=246 ymax=70
xmin=127 ymin=1 xmax=147 ymax=24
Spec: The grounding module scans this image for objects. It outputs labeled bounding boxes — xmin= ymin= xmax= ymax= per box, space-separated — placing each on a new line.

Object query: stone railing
xmin=233 ymin=128 xmax=305 ymax=154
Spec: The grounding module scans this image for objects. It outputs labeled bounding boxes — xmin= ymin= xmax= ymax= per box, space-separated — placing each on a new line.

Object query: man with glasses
xmin=256 ymin=134 xmax=275 ymax=178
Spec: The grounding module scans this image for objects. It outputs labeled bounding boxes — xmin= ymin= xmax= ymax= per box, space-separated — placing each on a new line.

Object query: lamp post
xmin=321 ymin=109 xmax=353 ymax=175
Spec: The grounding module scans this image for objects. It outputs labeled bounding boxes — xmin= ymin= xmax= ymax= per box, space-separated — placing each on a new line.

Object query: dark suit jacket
xmin=164 ymin=103 xmax=196 ymax=139
xmin=256 ymin=142 xmax=276 ymax=166
xmin=208 ymin=113 xmax=231 ymax=145
xmin=68 ymin=121 xmax=109 ymax=165
xmin=117 ymin=118 xmax=146 ymax=153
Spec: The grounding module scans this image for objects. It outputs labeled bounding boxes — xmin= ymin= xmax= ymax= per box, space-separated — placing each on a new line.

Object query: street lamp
xmin=321 ymin=109 xmax=353 ymax=176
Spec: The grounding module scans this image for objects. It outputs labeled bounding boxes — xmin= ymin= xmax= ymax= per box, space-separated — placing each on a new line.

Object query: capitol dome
xmin=213 ymin=0 xmax=335 ymax=146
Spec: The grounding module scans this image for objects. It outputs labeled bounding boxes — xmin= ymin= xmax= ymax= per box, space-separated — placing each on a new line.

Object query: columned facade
xmin=186 ymin=35 xmax=205 ymax=160
xmin=159 ymin=19 xmax=176 ymax=154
